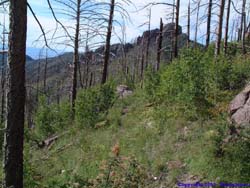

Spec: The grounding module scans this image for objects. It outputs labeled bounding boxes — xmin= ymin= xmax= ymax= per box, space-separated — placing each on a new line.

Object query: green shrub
xmin=156 ymin=49 xmax=211 ymax=118
xmin=34 ymin=96 xmax=71 ymax=139
xmin=75 ymin=82 xmax=116 ymax=127
xmin=145 ymin=48 xmax=250 ymax=119
xmin=24 ymin=143 xmax=40 ymax=188
xmin=211 ymin=55 xmax=250 ymax=91
xmin=210 ymin=130 xmax=250 ymax=182
xmin=89 ymin=146 xmax=147 ymax=188
xmin=144 ymin=67 xmax=161 ymax=102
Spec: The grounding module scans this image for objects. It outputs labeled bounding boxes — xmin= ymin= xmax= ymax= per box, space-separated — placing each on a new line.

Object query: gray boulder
xmin=116 ymin=85 xmax=133 ymax=98
xmin=229 ymin=84 xmax=250 ymax=125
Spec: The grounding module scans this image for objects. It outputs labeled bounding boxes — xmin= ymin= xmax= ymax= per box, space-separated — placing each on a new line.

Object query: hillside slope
xmin=24 ymin=48 xmax=250 ymax=187
xmin=25 ymin=23 xmax=199 ymax=101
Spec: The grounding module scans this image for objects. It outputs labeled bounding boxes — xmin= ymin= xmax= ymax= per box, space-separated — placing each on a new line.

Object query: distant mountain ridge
xmin=25 ymin=23 xmax=201 ymax=101
xmin=0 ymin=53 xmax=33 ymax=63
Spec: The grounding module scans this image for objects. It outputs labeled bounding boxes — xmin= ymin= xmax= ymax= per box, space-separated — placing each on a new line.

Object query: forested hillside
xmin=1 ymin=0 xmax=250 ymax=188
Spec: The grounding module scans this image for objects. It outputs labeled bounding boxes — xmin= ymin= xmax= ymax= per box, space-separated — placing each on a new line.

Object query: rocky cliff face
xmin=229 ymin=84 xmax=250 ymax=126
xmin=90 ymin=23 xmax=186 ymax=64
xmin=136 ymin=23 xmax=182 ymax=45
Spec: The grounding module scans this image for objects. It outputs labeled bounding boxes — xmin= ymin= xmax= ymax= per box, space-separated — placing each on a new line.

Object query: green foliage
xmin=24 ymin=143 xmax=41 ymax=188
xmin=75 ymin=82 xmax=116 ymax=127
xmin=34 ymin=96 xmax=71 ymax=139
xmin=25 ymin=47 xmax=250 ymax=187
xmin=208 ymin=124 xmax=250 ymax=182
xmin=145 ymin=48 xmax=250 ymax=119
xmin=156 ymin=49 xmax=211 ymax=118
xmin=211 ymin=55 xmax=250 ymax=90
xmin=144 ymin=67 xmax=161 ymax=102
xmin=90 ymin=153 xmax=147 ymax=188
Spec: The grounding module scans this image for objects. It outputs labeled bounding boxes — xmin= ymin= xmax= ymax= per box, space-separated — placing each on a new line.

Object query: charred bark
xmin=215 ymin=0 xmax=225 ymax=56
xmin=174 ymin=0 xmax=180 ymax=58
xmin=4 ymin=0 xmax=27 ymax=187
xmin=206 ymin=0 xmax=213 ymax=48
xmin=101 ymin=0 xmax=115 ymax=84
xmin=224 ymin=0 xmax=231 ymax=54
xmin=71 ymin=0 xmax=81 ymax=113
xmin=156 ymin=18 xmax=163 ymax=71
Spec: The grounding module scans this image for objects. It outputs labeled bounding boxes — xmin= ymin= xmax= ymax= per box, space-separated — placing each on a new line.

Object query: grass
xmin=23 ymin=85 xmax=250 ymax=188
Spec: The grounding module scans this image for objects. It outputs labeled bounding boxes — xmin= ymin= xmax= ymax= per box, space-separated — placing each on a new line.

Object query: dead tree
xmin=71 ymin=0 xmax=81 ymax=113
xmin=140 ymin=39 xmax=145 ymax=81
xmin=215 ymin=0 xmax=225 ymax=56
xmin=0 ymin=12 xmax=7 ymax=124
xmin=43 ymin=48 xmax=48 ymax=94
xmin=224 ymin=0 xmax=231 ymax=53
xmin=194 ymin=0 xmax=201 ymax=47
xmin=172 ymin=0 xmax=175 ymax=23
xmin=46 ymin=0 xmax=104 ymax=112
xmin=36 ymin=58 xmax=41 ymax=101
xmin=101 ymin=0 xmax=115 ymax=84
xmin=241 ymin=0 xmax=246 ymax=54
xmin=187 ymin=0 xmax=191 ymax=47
xmin=156 ymin=18 xmax=163 ymax=71
xmin=174 ymin=0 xmax=180 ymax=58
xmin=206 ymin=0 xmax=213 ymax=48
xmin=4 ymin=0 xmax=27 ymax=187
xmin=145 ymin=8 xmax=151 ymax=69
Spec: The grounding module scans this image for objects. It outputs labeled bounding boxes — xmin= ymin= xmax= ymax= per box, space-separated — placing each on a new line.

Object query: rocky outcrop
xmin=136 ymin=23 xmax=182 ymax=45
xmin=229 ymin=84 xmax=250 ymax=125
xmin=94 ymin=43 xmax=134 ymax=56
xmin=116 ymin=85 xmax=133 ymax=98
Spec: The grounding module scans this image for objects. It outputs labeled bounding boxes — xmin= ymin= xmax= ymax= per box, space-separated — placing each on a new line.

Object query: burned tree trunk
xmin=174 ymin=0 xmax=180 ymax=58
xmin=156 ymin=18 xmax=163 ymax=71
xmin=241 ymin=0 xmax=246 ymax=54
xmin=4 ymin=0 xmax=27 ymax=187
xmin=71 ymin=0 xmax=81 ymax=113
xmin=101 ymin=0 xmax=115 ymax=84
xmin=194 ymin=0 xmax=201 ymax=47
xmin=224 ymin=0 xmax=231 ymax=54
xmin=206 ymin=0 xmax=213 ymax=48
xmin=215 ymin=0 xmax=225 ymax=56
xmin=0 ymin=21 xmax=6 ymax=124
xmin=36 ymin=60 xmax=41 ymax=100
xmin=43 ymin=49 xmax=48 ymax=93
xmin=78 ymin=60 xmax=84 ymax=88
xmin=145 ymin=8 xmax=151 ymax=68
xmin=187 ymin=0 xmax=190 ymax=47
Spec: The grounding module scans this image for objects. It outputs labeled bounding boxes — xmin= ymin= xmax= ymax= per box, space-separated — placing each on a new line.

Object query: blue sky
xmin=0 ymin=0 xmax=245 ymax=58
xmin=26 ymin=0 xmax=190 ymax=48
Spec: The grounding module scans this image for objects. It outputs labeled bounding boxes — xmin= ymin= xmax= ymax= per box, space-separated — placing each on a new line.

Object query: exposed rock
xmin=94 ymin=43 xmax=134 ymax=56
xmin=136 ymin=23 xmax=182 ymax=45
xmin=229 ymin=84 xmax=250 ymax=125
xmin=116 ymin=85 xmax=133 ymax=98
xmin=163 ymin=23 xmax=182 ymax=37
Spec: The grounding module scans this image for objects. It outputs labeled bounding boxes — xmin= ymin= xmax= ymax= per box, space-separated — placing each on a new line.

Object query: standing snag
xmin=4 ymin=0 xmax=27 ymax=187
xmin=224 ymin=0 xmax=231 ymax=54
xmin=156 ymin=18 xmax=163 ymax=71
xmin=215 ymin=0 xmax=225 ymax=57
xmin=206 ymin=0 xmax=213 ymax=48
xmin=102 ymin=0 xmax=115 ymax=84
xmin=174 ymin=0 xmax=180 ymax=58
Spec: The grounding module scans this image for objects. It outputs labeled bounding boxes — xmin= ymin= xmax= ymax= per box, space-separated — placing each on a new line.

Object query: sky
xmin=25 ymin=0 xmax=190 ymax=48
xmin=0 ymin=0 xmax=245 ymax=58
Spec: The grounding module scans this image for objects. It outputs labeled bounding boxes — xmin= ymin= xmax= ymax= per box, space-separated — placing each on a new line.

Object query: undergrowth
xmin=23 ymin=48 xmax=250 ymax=187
